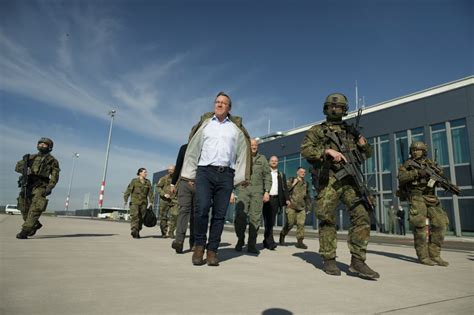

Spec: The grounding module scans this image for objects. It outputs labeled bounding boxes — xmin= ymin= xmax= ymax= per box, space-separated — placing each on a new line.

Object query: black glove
xmin=23 ymin=154 xmax=30 ymax=160
xmin=347 ymin=125 xmax=361 ymax=140
xmin=42 ymin=187 xmax=52 ymax=197
xmin=418 ymin=169 xmax=428 ymax=178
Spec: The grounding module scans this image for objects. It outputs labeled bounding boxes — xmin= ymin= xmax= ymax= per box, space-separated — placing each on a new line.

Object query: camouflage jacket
xmin=156 ymin=174 xmax=175 ymax=200
xmin=301 ymin=121 xmax=371 ymax=184
xmin=181 ymin=112 xmax=252 ymax=186
xmin=398 ymin=158 xmax=443 ymax=197
xmin=15 ymin=153 xmax=60 ymax=191
xmin=124 ymin=177 xmax=154 ymax=205
xmin=287 ymin=177 xmax=311 ymax=211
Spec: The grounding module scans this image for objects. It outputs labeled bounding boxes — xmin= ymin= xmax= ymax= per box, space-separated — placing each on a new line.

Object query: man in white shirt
xmin=181 ymin=92 xmax=252 ymax=266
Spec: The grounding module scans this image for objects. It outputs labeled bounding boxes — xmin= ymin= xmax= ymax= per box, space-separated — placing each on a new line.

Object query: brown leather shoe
xmin=192 ymin=246 xmax=205 ymax=265
xmin=206 ymin=250 xmax=219 ymax=266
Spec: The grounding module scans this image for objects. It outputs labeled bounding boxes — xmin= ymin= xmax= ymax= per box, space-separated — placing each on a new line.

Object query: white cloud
xmin=0 ymin=123 xmax=172 ymax=212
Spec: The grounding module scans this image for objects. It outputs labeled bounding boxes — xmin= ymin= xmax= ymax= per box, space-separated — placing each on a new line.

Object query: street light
xmin=65 ymin=152 xmax=80 ymax=215
xmin=98 ymin=109 xmax=116 ymax=213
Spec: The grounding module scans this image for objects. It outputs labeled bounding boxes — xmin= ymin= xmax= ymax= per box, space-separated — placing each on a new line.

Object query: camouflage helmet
xmin=410 ymin=141 xmax=427 ymax=156
xmin=38 ymin=137 xmax=54 ymax=152
xmin=323 ymin=93 xmax=349 ymax=116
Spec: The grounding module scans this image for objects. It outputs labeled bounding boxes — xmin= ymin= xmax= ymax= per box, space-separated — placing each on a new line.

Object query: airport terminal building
xmin=154 ymin=76 xmax=473 ymax=237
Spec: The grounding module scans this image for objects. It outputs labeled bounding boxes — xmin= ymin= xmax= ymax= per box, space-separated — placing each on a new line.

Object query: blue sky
xmin=0 ymin=0 xmax=472 ymax=211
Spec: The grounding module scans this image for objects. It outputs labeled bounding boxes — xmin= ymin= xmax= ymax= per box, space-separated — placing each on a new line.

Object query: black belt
xmin=199 ymin=165 xmax=233 ymax=173
xmin=270 ymin=195 xmax=279 ymax=198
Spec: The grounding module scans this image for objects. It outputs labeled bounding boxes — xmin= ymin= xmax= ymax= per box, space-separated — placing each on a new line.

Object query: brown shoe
xmin=206 ymin=250 xmax=219 ymax=266
xmin=192 ymin=246 xmax=205 ymax=265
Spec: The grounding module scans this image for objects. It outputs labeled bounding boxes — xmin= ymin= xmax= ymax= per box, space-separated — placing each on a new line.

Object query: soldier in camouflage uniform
xmin=156 ymin=165 xmax=178 ymax=238
xmin=279 ymin=167 xmax=311 ymax=249
xmin=301 ymin=93 xmax=380 ymax=279
xmin=15 ymin=138 xmax=60 ymax=239
xmin=398 ymin=141 xmax=450 ymax=266
xmin=234 ymin=139 xmax=272 ymax=254
xmin=124 ymin=168 xmax=154 ymax=239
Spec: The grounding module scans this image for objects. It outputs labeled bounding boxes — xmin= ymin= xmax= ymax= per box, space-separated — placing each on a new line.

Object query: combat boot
xmin=235 ymin=239 xmax=244 ymax=252
xmin=28 ymin=222 xmax=43 ymax=237
xmin=418 ymin=256 xmax=435 ymax=266
xmin=295 ymin=238 xmax=308 ymax=249
xmin=247 ymin=245 xmax=260 ymax=255
xmin=168 ymin=231 xmax=175 ymax=239
xmin=322 ymin=259 xmax=341 ymax=276
xmin=349 ymin=256 xmax=380 ymax=279
xmin=131 ymin=230 xmax=139 ymax=239
xmin=171 ymin=240 xmax=184 ymax=254
xmin=279 ymin=232 xmax=285 ymax=245
xmin=430 ymin=256 xmax=448 ymax=267
xmin=206 ymin=250 xmax=219 ymax=266
xmin=16 ymin=230 xmax=29 ymax=239
xmin=192 ymin=246 xmax=205 ymax=266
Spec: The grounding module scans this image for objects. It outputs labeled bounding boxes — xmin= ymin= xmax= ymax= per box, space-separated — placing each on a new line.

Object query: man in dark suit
xmin=262 ymin=156 xmax=290 ymax=250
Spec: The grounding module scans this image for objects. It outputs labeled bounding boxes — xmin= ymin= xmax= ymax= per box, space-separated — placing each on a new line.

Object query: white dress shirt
xmin=198 ymin=115 xmax=238 ymax=168
xmin=269 ymin=169 xmax=279 ymax=196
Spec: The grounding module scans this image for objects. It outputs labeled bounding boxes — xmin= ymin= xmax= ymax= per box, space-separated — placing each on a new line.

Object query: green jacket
xmin=124 ymin=178 xmax=154 ymax=205
xmin=245 ymin=152 xmax=272 ymax=192
xmin=301 ymin=121 xmax=371 ymax=184
xmin=287 ymin=177 xmax=311 ymax=211
xmin=156 ymin=174 xmax=175 ymax=200
xmin=181 ymin=112 xmax=252 ymax=186
xmin=398 ymin=158 xmax=443 ymax=197
xmin=15 ymin=153 xmax=60 ymax=191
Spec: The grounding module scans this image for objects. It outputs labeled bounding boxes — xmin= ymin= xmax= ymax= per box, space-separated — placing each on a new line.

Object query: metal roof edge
xmin=259 ymin=75 xmax=474 ymax=142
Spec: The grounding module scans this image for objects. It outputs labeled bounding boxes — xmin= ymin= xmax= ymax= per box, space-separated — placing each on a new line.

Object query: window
xmin=396 ymin=131 xmax=408 ymax=166
xmin=380 ymin=136 xmax=391 ymax=172
xmin=411 ymin=127 xmax=424 ymax=143
xmin=451 ymin=119 xmax=470 ymax=164
xmin=365 ymin=138 xmax=376 ymax=174
xmin=431 ymin=123 xmax=449 ymax=166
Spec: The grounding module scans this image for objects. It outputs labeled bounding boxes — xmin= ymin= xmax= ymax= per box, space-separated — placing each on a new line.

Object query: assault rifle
xmin=405 ymin=159 xmax=461 ymax=196
xmin=18 ymin=154 xmax=30 ymax=202
xmin=325 ymin=131 xmax=375 ymax=212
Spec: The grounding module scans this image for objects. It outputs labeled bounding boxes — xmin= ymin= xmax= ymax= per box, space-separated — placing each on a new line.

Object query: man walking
xmin=15 ymin=138 xmax=60 ymax=239
xmin=279 ymin=167 xmax=311 ymax=249
xmin=262 ymin=156 xmax=289 ymax=250
xmin=234 ymin=139 xmax=272 ymax=254
xmin=181 ymin=92 xmax=251 ymax=266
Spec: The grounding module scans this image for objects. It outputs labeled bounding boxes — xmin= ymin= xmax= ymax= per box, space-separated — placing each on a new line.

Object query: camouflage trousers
xmin=281 ymin=207 xmax=306 ymax=239
xmin=130 ymin=203 xmax=147 ymax=232
xmin=316 ymin=176 xmax=370 ymax=261
xmin=17 ymin=185 xmax=48 ymax=233
xmin=409 ymin=195 xmax=449 ymax=260
xmin=234 ymin=187 xmax=263 ymax=248
xmin=159 ymin=198 xmax=178 ymax=236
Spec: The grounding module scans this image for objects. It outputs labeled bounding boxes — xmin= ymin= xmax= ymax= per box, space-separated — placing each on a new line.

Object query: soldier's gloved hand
xmin=42 ymin=187 xmax=52 ymax=197
xmin=348 ymin=125 xmax=361 ymax=140
xmin=418 ymin=169 xmax=428 ymax=178
xmin=23 ymin=154 xmax=30 ymax=160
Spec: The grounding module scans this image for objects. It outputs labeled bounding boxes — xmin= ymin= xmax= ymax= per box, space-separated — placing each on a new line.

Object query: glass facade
xmin=267 ymin=118 xmax=472 ymax=236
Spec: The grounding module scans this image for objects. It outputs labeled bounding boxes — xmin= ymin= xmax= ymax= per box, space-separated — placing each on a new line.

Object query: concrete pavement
xmin=1 ymin=214 xmax=473 ymax=315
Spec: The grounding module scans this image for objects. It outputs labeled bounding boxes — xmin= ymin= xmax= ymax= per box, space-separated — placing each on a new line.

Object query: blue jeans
xmin=194 ymin=166 xmax=234 ymax=252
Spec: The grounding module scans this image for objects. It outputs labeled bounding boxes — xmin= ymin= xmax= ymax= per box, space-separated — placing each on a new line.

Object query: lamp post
xmin=98 ymin=109 xmax=116 ymax=212
xmin=65 ymin=152 xmax=80 ymax=215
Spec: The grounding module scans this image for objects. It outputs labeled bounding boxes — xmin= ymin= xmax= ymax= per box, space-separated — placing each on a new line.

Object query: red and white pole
xmin=98 ymin=181 xmax=105 ymax=208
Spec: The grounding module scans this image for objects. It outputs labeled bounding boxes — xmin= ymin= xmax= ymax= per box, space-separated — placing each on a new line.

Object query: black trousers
xmin=262 ymin=195 xmax=280 ymax=246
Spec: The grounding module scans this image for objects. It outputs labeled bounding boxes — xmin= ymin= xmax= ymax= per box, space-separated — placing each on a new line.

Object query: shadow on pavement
xmin=35 ymin=233 xmax=117 ymax=239
xmin=140 ymin=235 xmax=161 ymax=239
xmin=367 ymin=249 xmax=418 ymax=263
xmin=262 ymin=308 xmax=293 ymax=315
xmin=292 ymin=251 xmax=350 ymax=274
